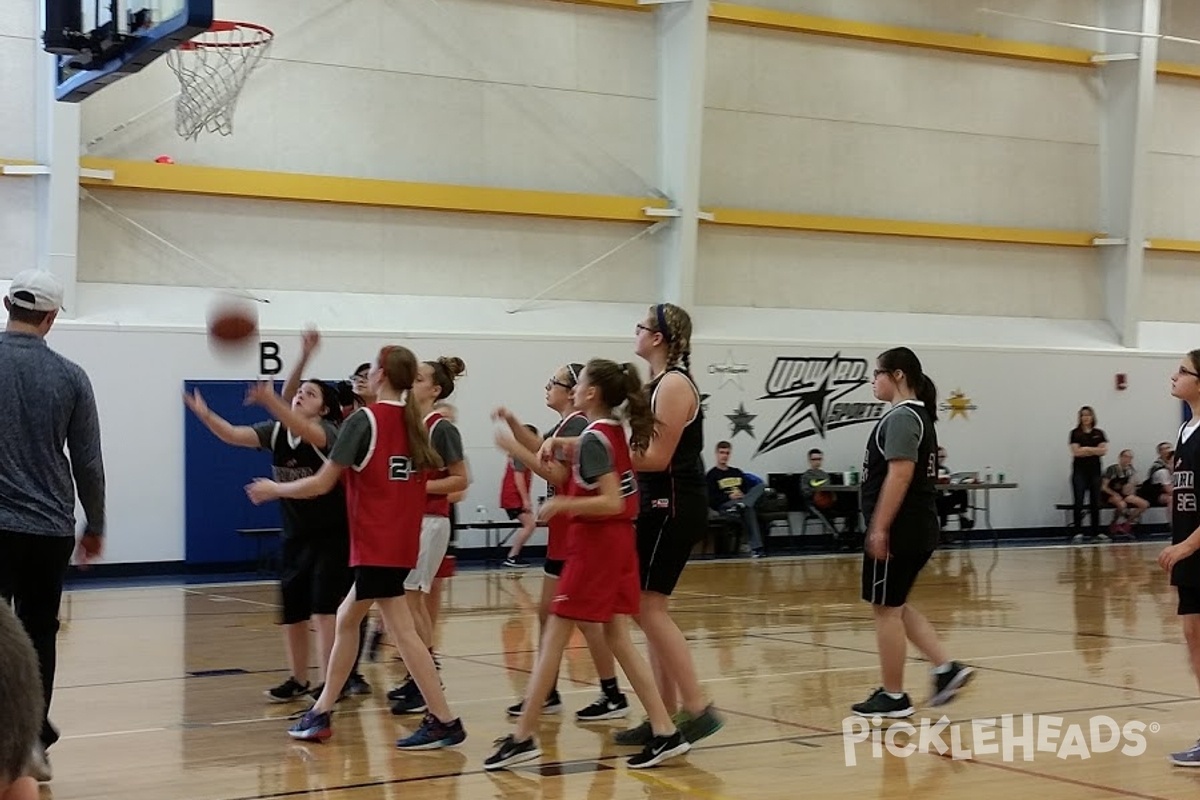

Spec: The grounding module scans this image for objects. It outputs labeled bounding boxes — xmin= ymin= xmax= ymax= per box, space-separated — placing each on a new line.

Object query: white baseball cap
xmin=6 ymin=269 xmax=64 ymax=312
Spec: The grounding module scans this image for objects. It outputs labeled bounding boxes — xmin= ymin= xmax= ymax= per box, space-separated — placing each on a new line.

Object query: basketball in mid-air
xmin=206 ymin=298 xmax=258 ymax=350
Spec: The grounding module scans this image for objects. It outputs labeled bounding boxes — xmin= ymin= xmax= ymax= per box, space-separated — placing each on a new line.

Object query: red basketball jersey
xmin=424 ymin=410 xmax=452 ymax=518
xmin=546 ymin=410 xmax=587 ymax=561
xmin=565 ymin=419 xmax=638 ymax=522
xmin=343 ymin=402 xmax=428 ymax=568
xmin=499 ymin=458 xmax=531 ymax=510
xmin=553 ymin=418 xmax=640 ymax=622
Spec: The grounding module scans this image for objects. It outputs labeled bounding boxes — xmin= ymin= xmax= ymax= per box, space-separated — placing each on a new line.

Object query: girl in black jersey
xmin=852 ymin=347 xmax=973 ymax=719
xmin=281 ymin=328 xmax=372 ymax=695
xmin=614 ymin=303 xmax=722 ymax=747
xmin=184 ymin=377 xmax=350 ymax=704
xmin=1158 ymin=350 xmax=1200 ymax=767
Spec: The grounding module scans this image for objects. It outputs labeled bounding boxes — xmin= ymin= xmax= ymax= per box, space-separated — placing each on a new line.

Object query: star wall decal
xmin=726 ymin=402 xmax=757 ymax=439
xmin=708 ymin=350 xmax=750 ymax=390
xmin=940 ymin=389 xmax=978 ymax=420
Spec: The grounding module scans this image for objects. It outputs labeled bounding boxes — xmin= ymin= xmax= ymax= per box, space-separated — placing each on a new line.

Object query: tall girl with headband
xmin=493 ymin=363 xmax=629 ymax=721
xmin=388 ymin=356 xmax=470 ymax=715
xmin=485 ymin=359 xmax=689 ymax=771
xmin=853 ymin=346 xmax=972 ymax=719
xmin=246 ymin=345 xmax=466 ymax=751
xmin=617 ymin=303 xmax=723 ymax=747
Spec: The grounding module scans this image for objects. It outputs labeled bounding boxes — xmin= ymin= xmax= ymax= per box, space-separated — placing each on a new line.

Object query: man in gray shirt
xmin=0 ymin=270 xmax=105 ymax=783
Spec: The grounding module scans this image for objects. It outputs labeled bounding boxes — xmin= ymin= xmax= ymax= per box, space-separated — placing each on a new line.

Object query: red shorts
xmin=552 ymin=520 xmax=640 ymax=623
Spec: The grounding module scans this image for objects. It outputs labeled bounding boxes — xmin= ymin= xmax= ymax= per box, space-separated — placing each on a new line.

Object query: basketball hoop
xmin=165 ymin=21 xmax=273 ymax=141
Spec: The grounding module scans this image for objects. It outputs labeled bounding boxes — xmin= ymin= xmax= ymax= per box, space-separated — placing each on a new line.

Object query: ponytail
xmin=584 ymin=359 xmax=657 ymax=452
xmin=405 ymin=399 xmax=443 ymax=472
xmin=621 ymin=362 xmax=656 ymax=452
xmin=376 ymin=345 xmax=444 ymax=470
xmin=916 ymin=373 xmax=938 ymax=423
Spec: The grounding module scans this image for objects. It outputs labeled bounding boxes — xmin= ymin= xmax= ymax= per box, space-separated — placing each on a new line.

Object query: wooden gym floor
xmin=43 ymin=541 xmax=1200 ymax=799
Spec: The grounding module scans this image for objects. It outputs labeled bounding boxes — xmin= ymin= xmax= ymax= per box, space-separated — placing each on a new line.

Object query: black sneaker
xmin=387 ymin=678 xmax=418 ymax=703
xmin=506 ymin=690 xmax=563 ymax=717
xmin=576 ymin=692 xmax=630 ymax=721
xmin=307 ymin=682 xmax=348 ymax=704
xmin=502 ymin=557 xmax=526 ymax=568
xmin=391 ymin=688 xmax=428 ymax=715
xmin=613 ymin=719 xmax=653 ymax=746
xmin=266 ymin=677 xmax=310 ymax=703
xmin=627 ymin=730 xmax=691 ymax=769
xmin=484 ymin=734 xmax=541 ymax=770
xmin=344 ymin=672 xmax=372 ymax=696
xmin=929 ymin=662 xmax=974 ymax=707
xmin=851 ymin=688 xmax=914 ymax=718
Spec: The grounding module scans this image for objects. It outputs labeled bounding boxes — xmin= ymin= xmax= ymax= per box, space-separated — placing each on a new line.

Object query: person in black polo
xmin=1158 ymin=350 xmax=1200 ymax=767
xmin=1069 ymin=406 xmax=1108 ymax=543
xmin=852 ymin=347 xmax=972 ymax=719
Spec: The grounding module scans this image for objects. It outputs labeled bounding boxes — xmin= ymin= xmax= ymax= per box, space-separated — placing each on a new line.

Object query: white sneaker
xmin=28 ymin=743 xmax=51 ymax=783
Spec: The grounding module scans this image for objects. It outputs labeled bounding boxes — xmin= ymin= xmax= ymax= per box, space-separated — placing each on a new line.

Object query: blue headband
xmin=655 ymin=304 xmax=672 ymax=343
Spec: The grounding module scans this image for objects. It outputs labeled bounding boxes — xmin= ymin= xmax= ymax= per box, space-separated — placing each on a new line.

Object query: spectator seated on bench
xmin=706 ymin=440 xmax=767 ymax=557
xmin=1101 ymin=449 xmax=1146 ymax=540
xmin=799 ymin=448 xmax=861 ymax=551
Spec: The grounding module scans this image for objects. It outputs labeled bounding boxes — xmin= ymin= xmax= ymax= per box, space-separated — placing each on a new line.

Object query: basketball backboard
xmin=45 ymin=0 xmax=212 ymax=102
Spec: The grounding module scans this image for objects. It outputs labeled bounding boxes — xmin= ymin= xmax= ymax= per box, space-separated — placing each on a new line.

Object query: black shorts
xmin=543 ymin=558 xmax=565 ymax=578
xmin=278 ymin=535 xmax=351 ymax=625
xmin=504 ymin=508 xmax=526 ymax=521
xmin=353 ymin=566 xmax=411 ymax=601
xmin=1178 ymin=584 xmax=1200 ymax=615
xmin=636 ymin=501 xmax=706 ymax=596
xmin=861 ymin=550 xmax=934 ymax=608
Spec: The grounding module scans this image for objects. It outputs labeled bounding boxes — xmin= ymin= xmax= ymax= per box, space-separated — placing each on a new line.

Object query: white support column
xmin=33 ymin=8 xmax=81 ymax=317
xmin=653 ymin=0 xmax=708 ymax=308
xmin=1097 ymin=0 xmax=1159 ymax=347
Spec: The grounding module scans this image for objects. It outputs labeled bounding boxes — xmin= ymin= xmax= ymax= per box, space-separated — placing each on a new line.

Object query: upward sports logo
xmin=755 ymin=354 xmax=887 ymax=456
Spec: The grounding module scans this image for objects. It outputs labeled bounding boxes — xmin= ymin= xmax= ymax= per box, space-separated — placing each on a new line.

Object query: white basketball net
xmin=165 ymin=22 xmax=273 ymax=141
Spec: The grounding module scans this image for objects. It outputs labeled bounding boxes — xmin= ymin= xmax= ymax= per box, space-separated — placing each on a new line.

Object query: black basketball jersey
xmin=860 ymin=400 xmax=939 ymax=553
xmin=269 ymin=422 xmax=348 ymax=540
xmin=638 ymin=367 xmax=705 ymax=511
xmin=1171 ymin=419 xmax=1200 ymax=587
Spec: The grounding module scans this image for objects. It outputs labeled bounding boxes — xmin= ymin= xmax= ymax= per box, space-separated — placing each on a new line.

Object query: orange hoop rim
xmin=178 ymin=20 xmax=273 ymax=50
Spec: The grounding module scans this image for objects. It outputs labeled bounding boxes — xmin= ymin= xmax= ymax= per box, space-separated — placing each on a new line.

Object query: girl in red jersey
xmin=493 ymin=363 xmax=629 ymax=721
xmin=485 ymin=359 xmax=689 ymax=771
xmin=498 ymin=424 xmax=537 ymax=567
xmin=388 ymin=356 xmax=470 ymax=715
xmin=246 ymin=345 xmax=466 ymax=750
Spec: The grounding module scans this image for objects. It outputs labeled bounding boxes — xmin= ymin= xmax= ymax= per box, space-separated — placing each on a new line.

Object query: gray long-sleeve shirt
xmin=0 ymin=331 xmax=105 ymax=537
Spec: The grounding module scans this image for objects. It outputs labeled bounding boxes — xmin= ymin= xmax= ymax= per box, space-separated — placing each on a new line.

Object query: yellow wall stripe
xmin=77 ymin=157 xmax=667 ymax=223
xmin=7 ymin=155 xmax=1200 ymax=252
xmin=703 ymin=207 xmax=1099 ymax=247
xmin=709 ymin=4 xmax=1096 ymax=66
xmin=1147 ymin=239 xmax=1200 ymax=254
xmin=547 ymin=0 xmax=1200 ymax=81
xmin=1158 ymin=61 xmax=1200 ymax=81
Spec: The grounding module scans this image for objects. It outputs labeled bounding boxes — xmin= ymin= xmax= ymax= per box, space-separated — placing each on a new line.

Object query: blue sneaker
xmin=288 ymin=709 xmax=332 ymax=742
xmin=1170 ymin=739 xmax=1200 ymax=767
xmin=395 ymin=713 xmax=466 ymax=750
